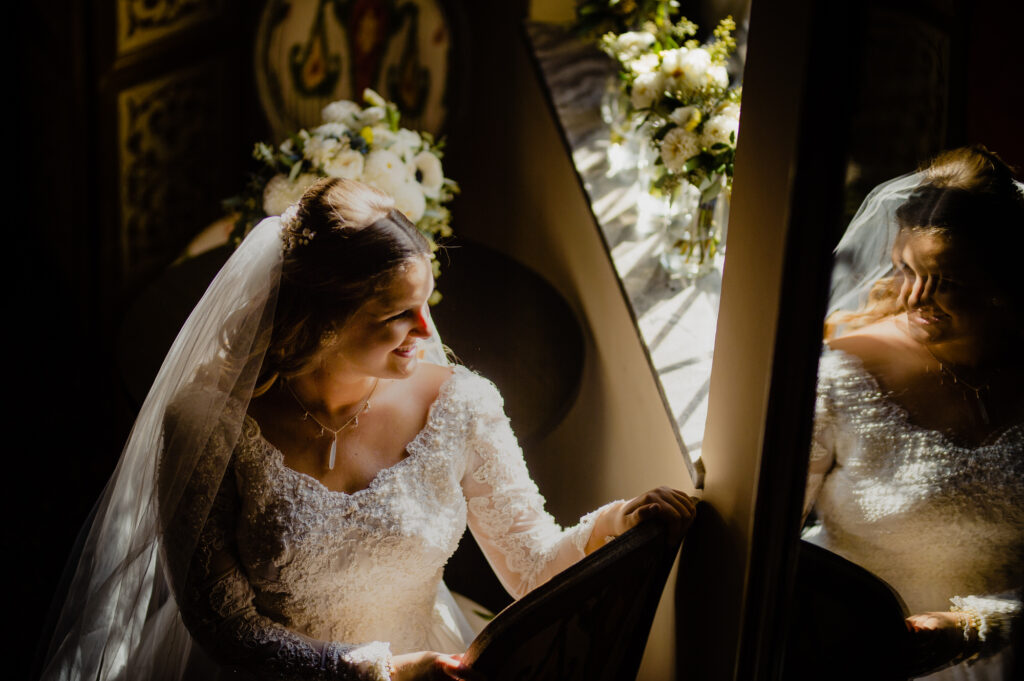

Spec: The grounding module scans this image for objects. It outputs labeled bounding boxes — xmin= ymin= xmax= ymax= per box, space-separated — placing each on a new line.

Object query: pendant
xmin=328 ymin=437 xmax=337 ymax=470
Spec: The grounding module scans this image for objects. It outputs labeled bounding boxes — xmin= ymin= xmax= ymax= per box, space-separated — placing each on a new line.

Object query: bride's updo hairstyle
xmin=257 ymin=178 xmax=431 ymax=391
xmin=827 ymin=145 xmax=1024 ymax=336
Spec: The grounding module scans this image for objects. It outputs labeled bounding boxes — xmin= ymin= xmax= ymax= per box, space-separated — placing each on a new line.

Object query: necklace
xmin=923 ymin=345 xmax=991 ymax=425
xmin=285 ymin=378 xmax=380 ymax=470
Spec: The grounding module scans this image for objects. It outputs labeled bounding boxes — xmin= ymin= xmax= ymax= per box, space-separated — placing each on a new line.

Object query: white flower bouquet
xmin=601 ymin=15 xmax=740 ymax=203
xmin=225 ymin=89 xmax=458 ymax=294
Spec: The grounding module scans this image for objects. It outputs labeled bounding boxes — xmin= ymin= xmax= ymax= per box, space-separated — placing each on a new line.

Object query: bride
xmin=805 ymin=146 xmax=1023 ymax=679
xmin=40 ymin=178 xmax=696 ymax=681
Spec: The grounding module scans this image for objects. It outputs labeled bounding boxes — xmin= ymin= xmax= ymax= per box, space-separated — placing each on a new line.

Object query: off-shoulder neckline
xmin=242 ymin=365 xmax=473 ymax=498
xmin=822 ymin=346 xmax=1021 ymax=451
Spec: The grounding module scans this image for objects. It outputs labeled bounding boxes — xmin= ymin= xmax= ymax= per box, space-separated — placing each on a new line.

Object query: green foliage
xmin=572 ymin=0 xmax=681 ymax=41
xmin=707 ymin=15 xmax=737 ymax=62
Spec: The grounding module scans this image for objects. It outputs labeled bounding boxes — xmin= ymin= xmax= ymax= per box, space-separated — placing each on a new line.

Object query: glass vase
xmin=659 ymin=178 xmax=727 ymax=281
xmin=600 ymin=74 xmax=627 ymax=128
xmin=631 ymin=121 xmax=669 ymax=236
xmin=601 ymin=76 xmax=636 ymax=178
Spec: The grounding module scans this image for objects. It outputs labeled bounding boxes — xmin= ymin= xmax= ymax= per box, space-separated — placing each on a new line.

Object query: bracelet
xmin=386 ymin=655 xmax=397 ymax=680
xmin=948 ymin=606 xmax=984 ymax=666
xmin=951 ymin=606 xmax=983 ymax=642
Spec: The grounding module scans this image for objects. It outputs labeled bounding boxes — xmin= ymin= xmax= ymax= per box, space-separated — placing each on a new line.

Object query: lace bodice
xmin=167 ymin=367 xmax=604 ymax=680
xmin=805 ymin=348 xmax=1024 ymax=673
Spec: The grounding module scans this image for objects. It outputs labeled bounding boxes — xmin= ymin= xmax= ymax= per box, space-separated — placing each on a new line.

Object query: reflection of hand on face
xmin=904 ymin=610 xmax=978 ymax=676
xmin=892 ymin=230 xmax=1000 ymax=349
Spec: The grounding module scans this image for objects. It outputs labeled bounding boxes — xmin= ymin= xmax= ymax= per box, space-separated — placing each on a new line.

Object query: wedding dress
xmin=151 ymin=363 xmax=608 ymax=681
xmin=804 ymin=348 xmax=1023 ymax=680
xmin=159 ymin=365 xmax=606 ymax=680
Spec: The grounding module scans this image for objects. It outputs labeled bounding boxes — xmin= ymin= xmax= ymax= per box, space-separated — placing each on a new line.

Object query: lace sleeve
xmin=456 ymin=372 xmax=615 ymax=599
xmin=950 ymin=594 xmax=1022 ymax=661
xmin=161 ymin=400 xmax=391 ymax=681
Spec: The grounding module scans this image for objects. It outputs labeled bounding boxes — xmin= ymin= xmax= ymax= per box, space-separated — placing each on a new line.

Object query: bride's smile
xmin=322 ymin=254 xmax=435 ymax=381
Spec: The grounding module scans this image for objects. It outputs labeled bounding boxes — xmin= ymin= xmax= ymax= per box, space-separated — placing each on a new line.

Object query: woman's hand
xmin=904 ymin=611 xmax=976 ymax=675
xmin=586 ymin=487 xmax=698 ymax=554
xmin=389 ymin=651 xmax=481 ymax=681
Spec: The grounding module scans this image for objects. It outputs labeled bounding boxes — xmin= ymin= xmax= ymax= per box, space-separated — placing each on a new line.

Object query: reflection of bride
xmin=804 ymin=147 xmax=1023 ymax=679
xmin=41 ymin=179 xmax=696 ymax=681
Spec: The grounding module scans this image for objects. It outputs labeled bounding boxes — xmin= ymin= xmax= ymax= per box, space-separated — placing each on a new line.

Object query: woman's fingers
xmin=658 ymin=488 xmax=696 ymax=518
xmin=624 ymin=487 xmax=693 ymax=515
xmin=436 ymin=654 xmax=485 ymax=681
xmin=391 ymin=651 xmax=485 ymax=681
xmin=623 ymin=487 xmax=699 ymax=539
xmin=598 ymin=488 xmax=699 ymax=552
xmin=645 ymin=488 xmax=697 ymax=519
xmin=673 ymin=488 xmax=698 ymax=512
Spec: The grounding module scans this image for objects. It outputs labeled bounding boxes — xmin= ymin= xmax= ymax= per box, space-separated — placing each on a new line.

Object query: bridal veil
xmin=40 ymin=214 xmax=449 ymax=680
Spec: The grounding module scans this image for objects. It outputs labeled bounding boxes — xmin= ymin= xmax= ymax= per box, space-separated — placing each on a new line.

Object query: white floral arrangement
xmin=225 ymin=89 xmax=458 ymax=294
xmin=601 ymin=16 xmax=741 ymax=202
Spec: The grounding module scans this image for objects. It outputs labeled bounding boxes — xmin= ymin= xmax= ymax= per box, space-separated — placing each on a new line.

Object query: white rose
xmin=669 ymin=105 xmax=701 ymax=130
xmin=659 ymin=47 xmax=689 ymax=82
xmin=614 ymin=31 xmax=656 ymax=59
xmin=363 ymin=149 xmax=413 ymax=195
xmin=628 ymin=52 xmax=661 ymax=76
xmin=321 ymin=100 xmax=362 ymax=127
xmin=701 ymin=113 xmax=740 ymax=148
xmin=390 ymin=180 xmax=426 ymax=223
xmin=323 ymin=148 xmax=365 ymax=179
xmin=411 ymin=151 xmax=444 ymax=199
xmin=679 ymin=48 xmax=712 ymax=92
xmin=630 ymin=71 xmax=665 ymax=110
xmin=706 ymin=64 xmax=729 ymax=90
xmin=660 ymin=127 xmax=702 ymax=172
xmin=262 ymin=173 xmax=319 ymax=216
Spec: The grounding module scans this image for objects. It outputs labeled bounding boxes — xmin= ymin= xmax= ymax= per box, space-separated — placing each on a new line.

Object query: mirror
xmin=524 ymin=1 xmax=754 ymax=485
xmin=797 ymin=1 xmax=1023 ymax=678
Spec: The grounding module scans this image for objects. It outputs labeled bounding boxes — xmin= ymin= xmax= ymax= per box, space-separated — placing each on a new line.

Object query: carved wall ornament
xmin=117 ymin=0 xmax=226 ymax=55
xmin=118 ymin=61 xmax=231 ymax=279
xmin=254 ymin=0 xmax=451 ymax=142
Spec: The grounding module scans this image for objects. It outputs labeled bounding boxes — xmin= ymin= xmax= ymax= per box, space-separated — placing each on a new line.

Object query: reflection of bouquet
xmin=225 ymin=89 xmax=458 ymax=279
xmin=602 ymin=16 xmax=740 ymax=201
xmin=573 ymin=0 xmax=680 ymax=41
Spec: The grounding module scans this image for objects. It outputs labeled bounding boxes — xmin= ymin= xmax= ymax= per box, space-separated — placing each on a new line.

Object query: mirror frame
xmin=674 ymin=0 xmax=863 ymax=678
